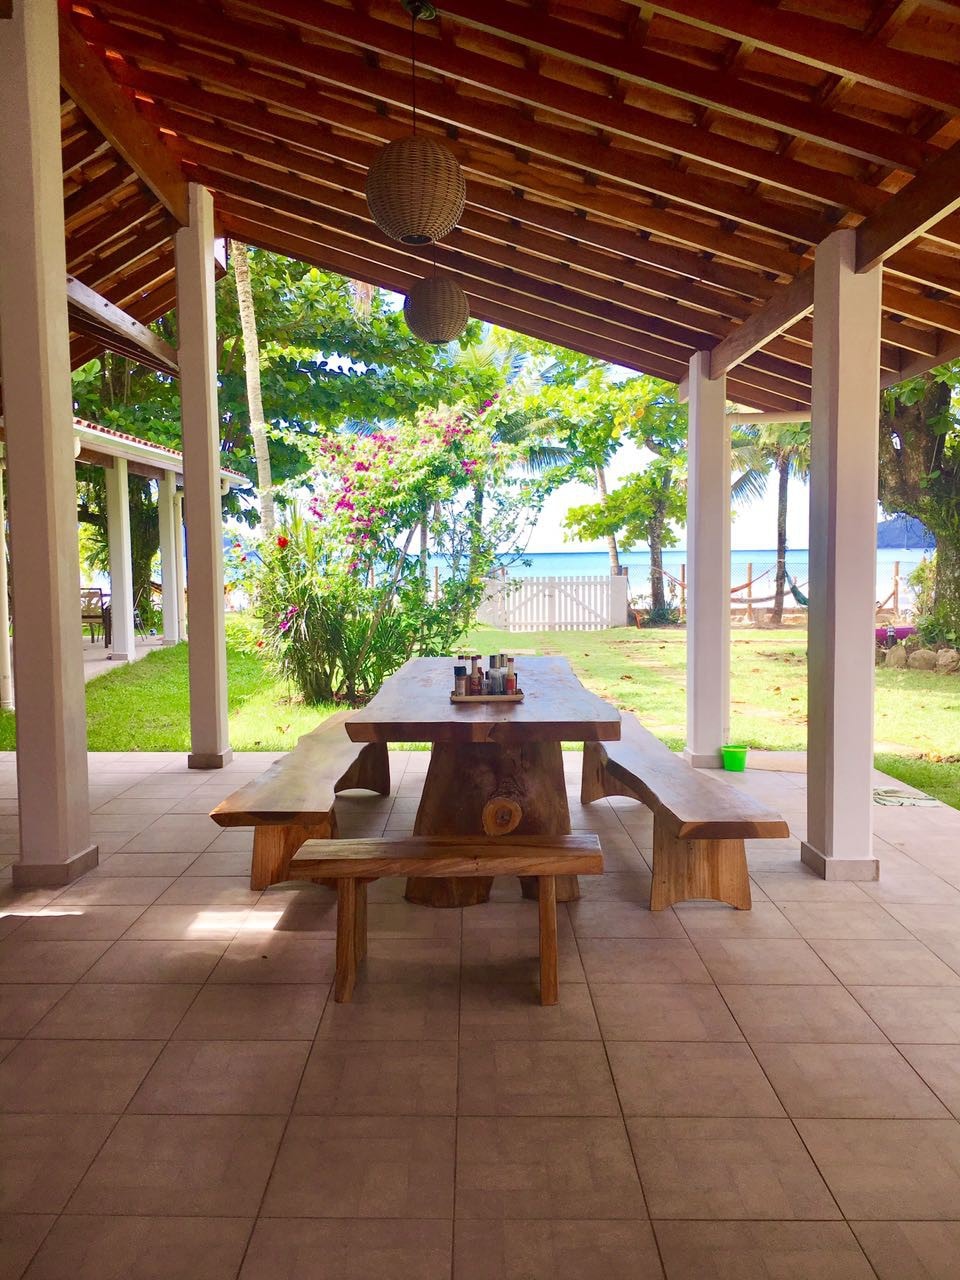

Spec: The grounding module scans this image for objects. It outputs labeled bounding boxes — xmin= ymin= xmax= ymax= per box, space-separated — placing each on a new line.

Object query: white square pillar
xmin=158 ymin=471 xmax=179 ymax=645
xmin=174 ymin=490 xmax=187 ymax=643
xmin=176 ymin=183 xmax=231 ymax=768
xmin=684 ymin=349 xmax=730 ymax=768
xmin=802 ymin=229 xmax=881 ymax=880
xmin=0 ymin=0 xmax=96 ymax=885
xmin=104 ymin=457 xmax=136 ymax=661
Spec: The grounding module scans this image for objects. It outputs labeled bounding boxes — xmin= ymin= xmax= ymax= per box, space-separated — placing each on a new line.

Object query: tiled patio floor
xmin=1 ymin=750 xmax=960 ymax=1278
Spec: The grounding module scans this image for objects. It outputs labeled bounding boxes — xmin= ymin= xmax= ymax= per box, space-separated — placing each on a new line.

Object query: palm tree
xmin=735 ymin=421 xmax=811 ymax=623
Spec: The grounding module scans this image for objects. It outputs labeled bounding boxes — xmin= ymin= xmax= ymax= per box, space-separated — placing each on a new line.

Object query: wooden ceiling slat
xmin=231 ymin=0 xmax=890 ymax=219
xmin=59 ymin=9 xmax=188 ymax=224
xmin=93 ymin=0 xmax=834 ymax=246
xmin=66 ymin=191 xmax=161 ymax=268
xmin=641 ymin=0 xmax=960 ymax=112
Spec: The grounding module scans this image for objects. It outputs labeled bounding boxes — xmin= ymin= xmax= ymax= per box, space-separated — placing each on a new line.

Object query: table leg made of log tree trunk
xmin=406 ymin=740 xmax=579 ymax=907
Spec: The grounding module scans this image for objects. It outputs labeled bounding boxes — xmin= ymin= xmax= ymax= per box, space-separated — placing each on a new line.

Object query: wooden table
xmin=345 ymin=656 xmax=621 ymax=907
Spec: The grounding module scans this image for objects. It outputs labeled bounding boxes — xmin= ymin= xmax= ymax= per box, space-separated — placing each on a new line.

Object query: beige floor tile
xmin=22 ymin=1214 xmax=252 ymax=1280
xmin=122 ymin=904 xmax=253 ymax=941
xmin=576 ymin=871 xmax=652 ymax=902
xmin=262 ymin=1115 xmax=455 ymax=1218
xmin=453 ymin=1219 xmax=663 ymax=1280
xmin=718 ymin=984 xmax=886 ymax=1043
xmin=609 ymin=1042 xmax=785 ymax=1117
xmin=130 ymin=1039 xmax=309 ymax=1114
xmin=592 ymin=983 xmax=743 ymax=1042
xmin=567 ymin=900 xmax=684 ymax=938
xmin=654 ymin=1220 xmax=874 ymax=1279
xmin=811 ymin=939 xmax=960 ymax=986
xmin=15 ymin=905 xmax=147 ymax=941
xmin=752 ymin=872 xmax=869 ymax=903
xmin=361 ymin=939 xmax=462 ymax=984
xmin=779 ymin=902 xmax=912 ymax=940
xmin=0 ymin=939 xmax=110 ymax=984
xmin=0 ymin=1038 xmax=160 ymax=1113
xmin=239 ymin=1218 xmax=452 ymax=1280
xmin=462 ymin=927 xmax=585 ymax=985
xmin=29 ymin=983 xmax=198 ymax=1040
xmin=0 ymin=1214 xmax=56 ymax=1280
xmin=0 ymin=986 xmax=69 ymax=1038
xmin=296 ymin=1040 xmax=458 ymax=1115
xmin=754 ymin=1043 xmax=947 ymax=1118
xmin=860 ymin=874 xmax=960 ymax=906
xmin=157 ymin=877 xmax=261 ymax=907
xmin=673 ymin=901 xmax=800 ymax=938
xmin=852 ymin=1221 xmax=960 ymax=1280
xmin=797 ymin=1117 xmax=960 ymax=1219
xmin=67 ymin=1114 xmax=284 ymax=1217
xmin=184 ymin=851 xmax=254 ymax=877
xmin=458 ymin=1041 xmax=619 ymax=1117
xmin=884 ymin=903 xmax=960 ymax=934
xmin=174 ymin=983 xmax=329 ymax=1041
xmin=55 ymin=877 xmax=174 ymax=906
xmin=318 ymin=981 xmax=459 ymax=1041
xmin=459 ymin=982 xmax=600 ymax=1041
xmin=628 ymin=1117 xmax=839 ymax=1219
xmin=579 ymin=938 xmax=712 ymax=984
xmin=82 ymin=940 xmax=227 ymax=984
xmin=0 ymin=1114 xmax=117 ymax=1213
xmin=898 ymin=1044 xmax=960 ymax=1118
xmin=208 ymin=935 xmax=336 ymax=984
xmin=93 ymin=854 xmax=199 ymax=878
xmin=456 ymin=1116 xmax=645 ymax=1220
xmin=694 ymin=938 xmax=839 ymax=984
xmin=850 ymin=986 xmax=960 ymax=1042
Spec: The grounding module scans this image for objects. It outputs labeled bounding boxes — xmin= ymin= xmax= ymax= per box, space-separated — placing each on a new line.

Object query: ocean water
xmin=495 ymin=548 xmax=927 ymax=603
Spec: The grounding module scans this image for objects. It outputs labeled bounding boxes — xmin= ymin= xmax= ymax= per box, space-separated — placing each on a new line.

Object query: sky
xmin=528 ymin=437 xmax=811 ymax=553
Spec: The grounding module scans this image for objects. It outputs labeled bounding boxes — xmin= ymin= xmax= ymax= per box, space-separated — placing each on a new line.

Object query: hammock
xmin=787 ymin=573 xmax=808 ymax=607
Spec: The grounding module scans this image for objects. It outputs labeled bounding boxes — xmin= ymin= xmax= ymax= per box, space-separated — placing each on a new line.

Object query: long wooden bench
xmin=209 ymin=711 xmax=390 ymax=890
xmin=287 ymin=834 xmax=604 ymax=1004
xmin=581 ymin=714 xmax=789 ymax=911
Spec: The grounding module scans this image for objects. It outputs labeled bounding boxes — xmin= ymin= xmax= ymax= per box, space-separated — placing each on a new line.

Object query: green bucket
xmin=721 ymin=744 xmax=748 ymax=772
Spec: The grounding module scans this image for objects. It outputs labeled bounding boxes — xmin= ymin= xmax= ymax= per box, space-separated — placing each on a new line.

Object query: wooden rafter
xmin=58 ymin=5 xmax=188 ymax=223
xmin=67 ymin=275 xmax=177 ymax=374
xmin=858 ymin=141 xmax=960 ymax=273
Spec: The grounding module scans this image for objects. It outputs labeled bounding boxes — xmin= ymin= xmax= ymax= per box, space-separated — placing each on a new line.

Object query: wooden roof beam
xmin=92 ymin=0 xmax=834 ymax=246
xmin=709 ymin=271 xmax=814 ymax=379
xmin=640 ymin=0 xmax=960 ymax=112
xmin=430 ymin=0 xmax=934 ymax=173
xmin=858 ymin=140 xmax=960 ymax=272
xmin=67 ymin=274 xmax=177 ymax=374
xmin=58 ymin=5 xmax=188 ymax=223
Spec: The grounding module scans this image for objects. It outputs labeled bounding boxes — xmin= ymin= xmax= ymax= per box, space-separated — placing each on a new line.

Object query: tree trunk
xmin=594 ymin=464 xmax=621 ymax=574
xmin=933 ymin=531 xmax=960 ymax=631
xmin=231 ymin=240 xmax=275 ymax=533
xmin=771 ymin=453 xmax=790 ymax=625
xmin=419 ymin=499 xmax=429 ymax=584
xmin=648 ymin=503 xmax=667 ymax=612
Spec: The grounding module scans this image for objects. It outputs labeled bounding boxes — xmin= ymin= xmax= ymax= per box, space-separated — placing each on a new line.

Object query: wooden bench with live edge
xmin=286 ymin=834 xmax=604 ymax=1005
xmin=209 ymin=711 xmax=390 ymax=890
xmin=580 ymin=713 xmax=789 ymax=912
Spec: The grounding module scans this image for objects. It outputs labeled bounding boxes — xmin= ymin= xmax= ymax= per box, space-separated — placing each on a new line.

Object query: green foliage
xmin=637 ymin=603 xmax=683 ymax=627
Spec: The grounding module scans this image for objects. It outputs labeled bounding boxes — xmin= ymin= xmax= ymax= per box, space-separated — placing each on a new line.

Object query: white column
xmin=802 ymin=229 xmax=881 ymax=881
xmin=0 ymin=461 xmax=14 ymax=710
xmin=174 ymin=490 xmax=187 ymax=642
xmin=176 ymin=183 xmax=231 ymax=768
xmin=158 ymin=471 xmax=179 ymax=645
xmin=104 ymin=458 xmax=136 ymax=661
xmin=684 ymin=350 xmax=730 ymax=768
xmin=0 ymin=0 xmax=96 ymax=885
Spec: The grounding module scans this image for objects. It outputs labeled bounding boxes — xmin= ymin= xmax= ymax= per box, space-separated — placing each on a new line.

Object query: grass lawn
xmin=0 ymin=619 xmax=956 ymax=808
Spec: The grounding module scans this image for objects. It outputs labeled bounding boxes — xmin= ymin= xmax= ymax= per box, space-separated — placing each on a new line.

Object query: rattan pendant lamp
xmin=365 ymin=1 xmax=466 ymax=246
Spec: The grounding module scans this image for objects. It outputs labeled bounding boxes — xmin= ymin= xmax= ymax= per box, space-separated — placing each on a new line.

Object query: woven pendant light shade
xmin=404 ymin=276 xmax=470 ymax=344
xmin=366 ymin=135 xmax=466 ymax=245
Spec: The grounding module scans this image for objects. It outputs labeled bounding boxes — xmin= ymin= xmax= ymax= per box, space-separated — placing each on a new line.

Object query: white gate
xmin=478 ymin=574 xmax=630 ymax=632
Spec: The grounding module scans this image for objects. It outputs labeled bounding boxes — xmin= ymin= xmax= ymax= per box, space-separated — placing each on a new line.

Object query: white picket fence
xmin=478 ymin=574 xmax=630 ymax=632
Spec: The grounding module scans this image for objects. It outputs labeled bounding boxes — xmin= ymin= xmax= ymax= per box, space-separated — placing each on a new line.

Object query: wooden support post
xmin=250 ymin=815 xmax=336 ymax=890
xmin=680 ymin=563 xmax=686 ymax=619
xmin=802 ymin=229 xmax=881 ymax=882
xmin=0 ymin=462 xmax=13 ymax=711
xmin=177 ymin=183 xmax=232 ymax=769
xmin=335 ymin=879 xmax=359 ymax=1002
xmin=538 ymin=875 xmax=559 ymax=1005
xmin=1 ymin=0 xmax=96 ymax=886
xmin=685 ymin=350 xmax=730 ymax=768
xmin=433 ymin=565 xmax=440 ymax=603
xmin=893 ymin=560 xmax=900 ymax=616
